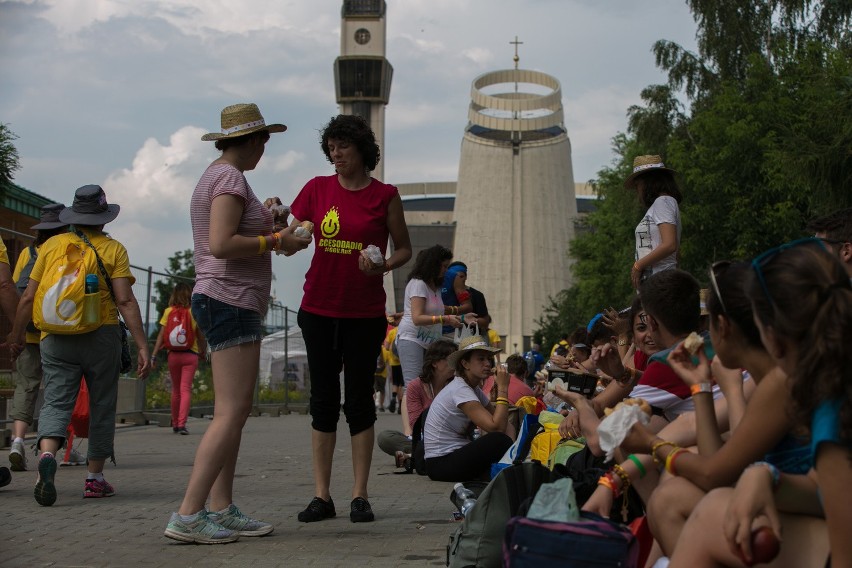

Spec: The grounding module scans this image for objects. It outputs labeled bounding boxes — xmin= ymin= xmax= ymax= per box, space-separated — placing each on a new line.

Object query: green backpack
xmin=446 ymin=460 xmax=556 ymax=568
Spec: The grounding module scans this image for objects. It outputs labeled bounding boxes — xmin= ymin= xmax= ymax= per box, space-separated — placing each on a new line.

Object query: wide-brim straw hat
xmin=624 ymin=155 xmax=677 ymax=188
xmin=31 ymin=203 xmax=68 ymax=230
xmin=58 ymin=185 xmax=120 ymax=226
xmin=447 ymin=335 xmax=502 ymax=369
xmin=201 ymin=103 xmax=287 ymax=141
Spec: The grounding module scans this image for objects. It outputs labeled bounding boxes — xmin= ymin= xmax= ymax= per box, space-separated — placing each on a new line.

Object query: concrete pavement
xmin=0 ymin=412 xmax=460 ymax=568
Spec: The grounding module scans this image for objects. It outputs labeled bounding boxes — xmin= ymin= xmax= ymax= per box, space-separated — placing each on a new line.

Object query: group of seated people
xmin=378 ymin=209 xmax=852 ymax=568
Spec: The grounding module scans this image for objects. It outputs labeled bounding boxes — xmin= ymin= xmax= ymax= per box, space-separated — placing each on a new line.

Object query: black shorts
xmin=391 ymin=365 xmax=404 ymax=387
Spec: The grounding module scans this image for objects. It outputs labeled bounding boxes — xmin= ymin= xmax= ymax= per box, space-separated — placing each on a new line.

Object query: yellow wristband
xmin=495 ymin=400 xmax=508 ymax=406
xmin=496 ymin=397 xmax=510 ymax=404
xmin=257 ymin=235 xmax=267 ymax=254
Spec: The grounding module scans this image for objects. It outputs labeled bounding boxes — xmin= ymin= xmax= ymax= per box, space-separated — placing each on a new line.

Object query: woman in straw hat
xmin=289 ymin=114 xmax=412 ymax=524
xmin=164 ymin=103 xmax=310 ymax=544
xmin=8 ymin=185 xmax=151 ymax=506
xmin=624 ymin=155 xmax=683 ymax=289
xmin=423 ymin=335 xmax=513 ymax=482
xmin=8 ymin=204 xmax=69 ymax=473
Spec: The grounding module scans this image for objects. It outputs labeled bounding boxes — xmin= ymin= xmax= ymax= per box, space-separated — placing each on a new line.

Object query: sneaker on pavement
xmin=0 ymin=466 xmax=10 ymax=488
xmin=34 ymin=454 xmax=58 ymax=506
xmin=84 ymin=477 xmax=116 ymax=498
xmin=297 ymin=496 xmax=336 ymax=523
xmin=9 ymin=439 xmax=27 ymax=471
xmin=177 ymin=427 xmax=189 ymax=435
xmin=350 ymin=497 xmax=375 ymax=523
xmin=164 ymin=510 xmax=240 ymax=544
xmin=60 ymin=448 xmax=87 ymax=467
xmin=209 ymin=504 xmax=273 ymax=536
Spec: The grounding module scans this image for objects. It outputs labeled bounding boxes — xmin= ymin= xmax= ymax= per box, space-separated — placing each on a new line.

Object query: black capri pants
xmin=298 ymin=309 xmax=387 ymax=436
xmin=426 ymin=433 xmax=513 ymax=482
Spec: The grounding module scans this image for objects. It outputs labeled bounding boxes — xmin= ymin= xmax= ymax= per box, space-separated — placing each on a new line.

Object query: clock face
xmin=354 ymin=28 xmax=371 ymax=45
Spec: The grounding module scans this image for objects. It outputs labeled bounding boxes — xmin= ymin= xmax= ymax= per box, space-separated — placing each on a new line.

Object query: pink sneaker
xmin=84 ymin=478 xmax=116 ymax=498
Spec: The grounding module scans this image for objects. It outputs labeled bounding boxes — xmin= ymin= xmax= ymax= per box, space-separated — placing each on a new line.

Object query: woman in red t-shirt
xmin=290 ymin=115 xmax=412 ymax=524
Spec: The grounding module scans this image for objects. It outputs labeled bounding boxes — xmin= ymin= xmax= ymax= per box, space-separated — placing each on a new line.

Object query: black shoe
xmin=388 ymin=398 xmax=396 ymax=413
xmin=350 ymin=497 xmax=375 ymax=523
xmin=298 ymin=497 xmax=336 ymax=523
xmin=177 ymin=427 xmax=189 ymax=435
xmin=172 ymin=427 xmax=179 ymax=433
xmin=0 ymin=466 xmax=10 ymax=488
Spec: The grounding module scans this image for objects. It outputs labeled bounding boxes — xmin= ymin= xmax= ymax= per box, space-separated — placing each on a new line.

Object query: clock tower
xmin=334 ymin=0 xmax=393 ymax=180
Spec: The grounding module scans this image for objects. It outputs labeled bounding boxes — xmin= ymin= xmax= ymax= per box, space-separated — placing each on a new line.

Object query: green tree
xmin=0 ymin=123 xmax=22 ymax=201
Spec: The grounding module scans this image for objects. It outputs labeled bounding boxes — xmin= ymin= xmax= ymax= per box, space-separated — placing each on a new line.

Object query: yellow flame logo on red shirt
xmin=321 ymin=206 xmax=340 ymax=239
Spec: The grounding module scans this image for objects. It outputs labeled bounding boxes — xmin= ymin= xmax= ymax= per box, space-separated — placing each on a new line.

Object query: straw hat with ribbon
xmin=447 ymin=335 xmax=502 ymax=369
xmin=31 ymin=203 xmax=68 ymax=230
xmin=623 ymin=155 xmax=677 ymax=188
xmin=201 ymin=103 xmax=286 ymax=142
xmin=58 ymin=185 xmax=120 ymax=226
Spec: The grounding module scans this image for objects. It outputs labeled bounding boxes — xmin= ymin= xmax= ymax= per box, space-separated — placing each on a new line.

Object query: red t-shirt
xmin=291 ymin=175 xmax=397 ymax=318
xmin=480 ymin=375 xmax=535 ymax=405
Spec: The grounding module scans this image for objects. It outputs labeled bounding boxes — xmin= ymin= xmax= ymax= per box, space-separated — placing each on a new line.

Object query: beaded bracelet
xmin=650 ymin=440 xmax=677 ymax=465
xmin=627 ymin=454 xmax=647 ymax=479
xmin=271 ymin=232 xmax=281 ymax=250
xmin=612 ymin=463 xmax=631 ymax=490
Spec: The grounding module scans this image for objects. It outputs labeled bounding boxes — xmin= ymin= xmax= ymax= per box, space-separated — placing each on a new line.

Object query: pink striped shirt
xmin=191 ymin=163 xmax=273 ymax=315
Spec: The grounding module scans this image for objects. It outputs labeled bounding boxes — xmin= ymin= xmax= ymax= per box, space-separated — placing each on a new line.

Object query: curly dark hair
xmin=320 ymin=115 xmax=380 ymax=172
xmin=407 ymin=245 xmax=453 ymax=287
xmin=214 ymin=129 xmax=270 ymax=152
xmin=746 ymin=241 xmax=852 ymax=446
xmin=634 ymin=169 xmax=683 ymax=208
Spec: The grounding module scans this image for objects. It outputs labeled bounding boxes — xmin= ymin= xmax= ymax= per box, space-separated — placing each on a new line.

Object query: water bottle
xmin=453 ymin=483 xmax=477 ymax=517
xmin=82 ymin=274 xmax=100 ymax=325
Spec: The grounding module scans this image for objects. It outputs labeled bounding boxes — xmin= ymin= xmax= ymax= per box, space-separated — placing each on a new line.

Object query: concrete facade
xmin=452 ymin=68 xmax=577 ymax=351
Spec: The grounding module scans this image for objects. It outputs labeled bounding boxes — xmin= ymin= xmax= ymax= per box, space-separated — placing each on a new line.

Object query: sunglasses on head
xmin=751 ymin=237 xmax=827 ymax=306
xmin=708 ymin=261 xmax=732 ymax=315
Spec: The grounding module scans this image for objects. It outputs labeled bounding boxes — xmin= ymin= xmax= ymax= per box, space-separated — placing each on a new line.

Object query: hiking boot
xmin=60 ymin=448 xmax=87 ymax=467
xmin=298 ymin=496 xmax=336 ymax=522
xmin=164 ymin=510 xmax=240 ymax=544
xmin=209 ymin=504 xmax=273 ymax=537
xmin=34 ymin=453 xmax=58 ymax=506
xmin=0 ymin=466 xmax=10 ymax=488
xmin=9 ymin=439 xmax=27 ymax=471
xmin=350 ymin=497 xmax=375 ymax=523
xmin=84 ymin=477 xmax=116 ymax=498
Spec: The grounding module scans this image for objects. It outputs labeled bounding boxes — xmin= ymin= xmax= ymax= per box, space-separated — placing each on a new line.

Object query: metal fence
xmin=0 ymin=226 xmax=306 ymax=425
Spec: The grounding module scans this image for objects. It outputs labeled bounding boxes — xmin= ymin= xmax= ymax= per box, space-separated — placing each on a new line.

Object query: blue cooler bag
xmin=503 ymin=512 xmax=639 ymax=567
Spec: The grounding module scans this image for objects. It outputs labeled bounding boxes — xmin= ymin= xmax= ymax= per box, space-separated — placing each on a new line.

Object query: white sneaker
xmin=60 ymin=449 xmax=87 ymax=467
xmin=9 ymin=439 xmax=27 ymax=471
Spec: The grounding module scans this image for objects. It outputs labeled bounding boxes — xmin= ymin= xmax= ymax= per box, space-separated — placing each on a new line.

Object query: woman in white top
xmin=396 ymin=245 xmax=475 ymax=429
xmin=424 ymin=335 xmax=513 ymax=482
xmin=625 ymin=155 xmax=683 ymax=289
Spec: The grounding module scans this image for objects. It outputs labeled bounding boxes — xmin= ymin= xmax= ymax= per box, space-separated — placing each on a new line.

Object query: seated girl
xmin=666 ymin=239 xmax=849 ymax=567
xmin=423 ymin=335 xmax=513 ymax=482
xmin=480 ymin=354 xmax=535 ymax=405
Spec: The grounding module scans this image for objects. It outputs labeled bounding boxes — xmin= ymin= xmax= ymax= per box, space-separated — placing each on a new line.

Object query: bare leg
xmin=178 ymin=342 xmax=259 ymax=515
xmin=312 ymin=429 xmax=336 ymax=500
xmin=647 ymin=476 xmax=708 ymax=555
xmin=12 ymin=420 xmax=29 ymax=440
xmin=351 ymin=426 xmax=374 ymax=499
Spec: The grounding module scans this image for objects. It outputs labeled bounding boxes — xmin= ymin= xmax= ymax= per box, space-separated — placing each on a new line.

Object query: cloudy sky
xmin=0 ymin=0 xmax=698 ymax=310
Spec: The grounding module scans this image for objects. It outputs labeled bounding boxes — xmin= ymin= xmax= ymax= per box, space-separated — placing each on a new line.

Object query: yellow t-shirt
xmin=384 ymin=326 xmax=401 ymax=366
xmin=13 ymin=244 xmax=41 ymax=344
xmin=30 ymin=229 xmax=134 ymax=337
xmin=159 ymin=306 xmax=201 ymax=354
xmin=0 ymin=236 xmax=9 ymax=266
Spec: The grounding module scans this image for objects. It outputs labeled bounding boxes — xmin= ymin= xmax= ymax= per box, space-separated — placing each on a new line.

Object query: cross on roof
xmin=510 ymin=36 xmax=523 ymax=69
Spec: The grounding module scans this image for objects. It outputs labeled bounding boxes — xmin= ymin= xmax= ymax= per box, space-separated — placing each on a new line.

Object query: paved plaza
xmin=0 ymin=412 xmax=458 ymax=567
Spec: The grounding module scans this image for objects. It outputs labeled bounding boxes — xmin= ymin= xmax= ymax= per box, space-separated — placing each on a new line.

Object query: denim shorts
xmin=191 ymin=293 xmax=263 ymax=352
